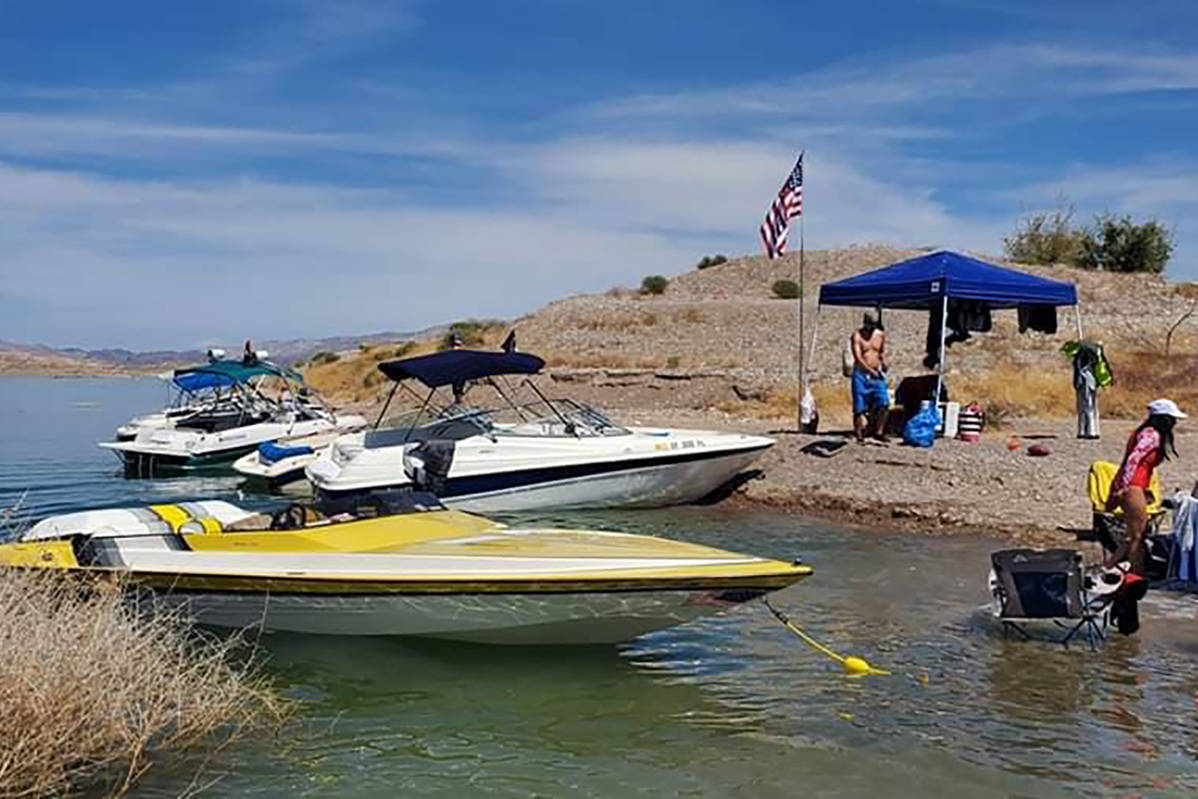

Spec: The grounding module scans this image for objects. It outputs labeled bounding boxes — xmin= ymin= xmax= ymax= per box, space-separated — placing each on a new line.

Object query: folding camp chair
xmin=989 ymin=549 xmax=1107 ymax=648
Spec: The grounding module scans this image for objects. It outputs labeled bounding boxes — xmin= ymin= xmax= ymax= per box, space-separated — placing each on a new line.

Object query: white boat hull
xmin=6 ymin=501 xmax=810 ymax=645
xmin=102 ymin=414 xmax=367 ymax=474
xmin=444 ymin=446 xmax=767 ymax=513
xmin=155 ymin=588 xmax=737 ymax=644
xmin=310 ymin=428 xmax=773 ymax=512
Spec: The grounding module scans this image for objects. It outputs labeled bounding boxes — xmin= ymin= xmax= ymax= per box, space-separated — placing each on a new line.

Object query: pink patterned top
xmin=1107 ymin=427 xmax=1162 ymax=509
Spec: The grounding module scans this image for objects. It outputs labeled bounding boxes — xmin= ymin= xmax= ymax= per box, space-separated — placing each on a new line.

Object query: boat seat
xmin=224 ymin=513 xmax=273 ymax=532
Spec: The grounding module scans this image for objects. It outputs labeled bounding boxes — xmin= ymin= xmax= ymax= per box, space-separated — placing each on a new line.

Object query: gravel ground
xmin=617 ymin=407 xmax=1197 ymax=546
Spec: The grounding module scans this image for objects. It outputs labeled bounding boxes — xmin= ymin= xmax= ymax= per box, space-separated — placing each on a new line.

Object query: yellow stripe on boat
xmin=150 ymin=504 xmax=191 ymax=532
xmin=182 ymin=509 xmax=500 ymax=553
xmin=0 ymin=540 xmax=80 ymax=569
xmin=118 ymin=563 xmax=812 ymax=595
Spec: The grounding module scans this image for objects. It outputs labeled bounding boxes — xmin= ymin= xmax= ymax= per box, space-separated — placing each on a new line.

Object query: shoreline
xmin=619 ymin=409 xmax=1188 ymax=547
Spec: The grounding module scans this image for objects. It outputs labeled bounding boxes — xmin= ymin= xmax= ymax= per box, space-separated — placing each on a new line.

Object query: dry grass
xmin=947 ymin=350 xmax=1198 ymax=425
xmin=1102 ymin=351 xmax=1198 ymax=418
xmin=304 ymin=339 xmax=440 ymax=404
xmin=952 ymin=362 xmax=1075 ymax=426
xmin=0 ymin=570 xmax=283 ymax=797
xmin=717 ymin=382 xmax=852 ymax=425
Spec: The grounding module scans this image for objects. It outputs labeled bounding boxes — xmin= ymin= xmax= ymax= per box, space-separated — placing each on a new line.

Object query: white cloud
xmin=589 ymin=44 xmax=1198 ymax=122
xmin=1 ymin=126 xmax=1015 ymax=348
xmin=3 ymin=32 xmax=1197 ymax=347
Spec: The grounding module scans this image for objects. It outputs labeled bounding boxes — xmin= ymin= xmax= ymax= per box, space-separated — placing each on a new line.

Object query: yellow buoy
xmin=764 ymin=599 xmax=891 ymax=677
xmin=843 ymin=656 xmax=872 ymax=676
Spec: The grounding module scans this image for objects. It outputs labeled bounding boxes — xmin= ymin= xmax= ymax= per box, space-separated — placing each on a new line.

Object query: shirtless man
xmin=851 ymin=312 xmax=889 ymax=443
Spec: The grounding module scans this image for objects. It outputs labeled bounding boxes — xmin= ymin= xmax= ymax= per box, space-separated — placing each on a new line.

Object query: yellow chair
xmin=1086 ymin=460 xmax=1163 ymax=516
xmin=1086 ymin=460 xmax=1167 ymax=562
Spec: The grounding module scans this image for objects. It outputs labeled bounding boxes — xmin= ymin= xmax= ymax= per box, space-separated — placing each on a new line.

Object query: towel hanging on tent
xmin=1018 ymin=304 xmax=1058 ymax=334
xmin=923 ymin=300 xmax=992 ymax=368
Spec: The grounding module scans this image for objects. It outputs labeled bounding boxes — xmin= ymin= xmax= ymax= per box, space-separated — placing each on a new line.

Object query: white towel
xmin=1172 ymin=493 xmax=1198 ymax=583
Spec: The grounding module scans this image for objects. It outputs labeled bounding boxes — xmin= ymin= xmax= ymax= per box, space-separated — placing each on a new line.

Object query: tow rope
xmin=763 ymin=598 xmax=891 ymax=677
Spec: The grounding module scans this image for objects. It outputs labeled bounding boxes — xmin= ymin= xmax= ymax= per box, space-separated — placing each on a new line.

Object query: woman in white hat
xmin=1105 ymin=398 xmax=1187 ymax=574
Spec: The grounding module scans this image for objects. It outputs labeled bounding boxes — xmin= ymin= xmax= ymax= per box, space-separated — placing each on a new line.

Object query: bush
xmin=1078 ymin=214 xmax=1173 ymax=274
xmin=771 ymin=279 xmax=801 ymax=299
xmin=640 ymin=275 xmax=668 ymax=295
xmin=696 ymin=254 xmax=728 ymax=270
xmin=0 ymin=570 xmax=281 ymax=796
xmin=309 ymin=351 xmax=339 ymax=365
xmin=1003 ymin=206 xmax=1086 ymax=265
xmin=1004 ymin=203 xmax=1173 ymax=274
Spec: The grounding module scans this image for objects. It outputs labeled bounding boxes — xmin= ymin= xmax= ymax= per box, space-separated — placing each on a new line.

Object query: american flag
xmin=759 ymin=152 xmax=803 ymax=259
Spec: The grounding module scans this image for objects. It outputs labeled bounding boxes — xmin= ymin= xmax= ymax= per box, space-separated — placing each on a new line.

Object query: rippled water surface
xmin=4 ymin=376 xmax=1198 ymax=797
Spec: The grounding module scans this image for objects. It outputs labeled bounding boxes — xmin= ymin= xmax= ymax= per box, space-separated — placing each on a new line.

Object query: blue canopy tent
xmin=818 ymin=250 xmax=1078 ymax=310
xmin=806 ymin=250 xmax=1081 ymax=423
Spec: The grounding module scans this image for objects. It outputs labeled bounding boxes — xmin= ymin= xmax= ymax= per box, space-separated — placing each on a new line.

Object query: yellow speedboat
xmin=0 ymin=493 xmax=809 ymax=644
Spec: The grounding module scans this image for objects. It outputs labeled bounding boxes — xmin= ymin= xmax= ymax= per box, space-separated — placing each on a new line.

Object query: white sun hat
xmin=1147 ymin=398 xmax=1188 ymax=419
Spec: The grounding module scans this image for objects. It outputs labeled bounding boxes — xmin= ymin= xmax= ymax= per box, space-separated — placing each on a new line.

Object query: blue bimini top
xmin=376 ymin=349 xmax=545 ymax=388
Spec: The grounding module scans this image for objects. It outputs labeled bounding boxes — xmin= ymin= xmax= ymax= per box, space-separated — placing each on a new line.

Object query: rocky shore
xmin=619 ymin=408 xmax=1193 ymax=546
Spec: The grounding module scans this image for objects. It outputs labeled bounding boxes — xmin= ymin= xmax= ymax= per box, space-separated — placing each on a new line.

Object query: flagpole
xmin=797 ymin=206 xmax=805 ymax=433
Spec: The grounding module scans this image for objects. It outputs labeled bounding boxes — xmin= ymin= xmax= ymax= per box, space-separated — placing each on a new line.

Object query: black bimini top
xmin=377 ymin=349 xmax=545 ymax=388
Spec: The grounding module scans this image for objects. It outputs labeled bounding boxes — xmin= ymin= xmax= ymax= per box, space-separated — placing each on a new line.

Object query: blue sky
xmin=2 ymin=0 xmax=1197 ymax=349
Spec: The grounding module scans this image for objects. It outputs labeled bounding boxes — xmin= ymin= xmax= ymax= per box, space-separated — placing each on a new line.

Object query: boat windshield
xmin=159 ymin=367 xmax=330 ymax=429
xmin=372 ymin=380 xmax=629 ymax=443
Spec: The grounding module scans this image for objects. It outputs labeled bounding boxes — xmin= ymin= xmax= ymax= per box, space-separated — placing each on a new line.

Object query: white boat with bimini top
xmin=100 ymin=355 xmax=366 ymax=475
xmin=304 ymin=348 xmax=775 ymax=512
xmin=0 ymin=492 xmax=811 ymax=644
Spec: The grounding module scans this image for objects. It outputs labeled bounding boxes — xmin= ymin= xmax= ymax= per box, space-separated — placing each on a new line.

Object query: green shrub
xmin=1078 ymin=214 xmax=1174 ymax=274
xmin=440 ymin=319 xmax=503 ymax=350
xmin=309 ymin=351 xmax=339 ymax=365
xmin=640 ymin=275 xmax=668 ymax=295
xmin=1003 ymin=206 xmax=1086 ymax=265
xmin=696 ymin=254 xmax=728 ymax=270
xmin=771 ymin=279 xmax=801 ymax=299
xmin=1004 ymin=203 xmax=1173 ymax=274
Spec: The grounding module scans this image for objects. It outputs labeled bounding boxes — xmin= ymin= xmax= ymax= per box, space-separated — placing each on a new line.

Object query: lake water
xmin=3 ymin=376 xmax=1198 ymax=797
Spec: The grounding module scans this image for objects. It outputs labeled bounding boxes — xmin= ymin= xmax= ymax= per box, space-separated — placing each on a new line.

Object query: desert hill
xmin=307 ymin=245 xmax=1195 ymax=424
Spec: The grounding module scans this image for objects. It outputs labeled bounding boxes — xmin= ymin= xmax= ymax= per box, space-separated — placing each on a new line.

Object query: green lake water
xmin=3 ymin=376 xmax=1198 ymax=797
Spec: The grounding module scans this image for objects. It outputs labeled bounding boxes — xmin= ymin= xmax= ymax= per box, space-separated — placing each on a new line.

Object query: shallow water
xmin=3 ymin=376 xmax=1198 ymax=797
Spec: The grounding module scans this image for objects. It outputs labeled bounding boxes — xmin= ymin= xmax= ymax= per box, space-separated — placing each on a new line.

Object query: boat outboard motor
xmin=404 ymin=439 xmax=456 ymax=495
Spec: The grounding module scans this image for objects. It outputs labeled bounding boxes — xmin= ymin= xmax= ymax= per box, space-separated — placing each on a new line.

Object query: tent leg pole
xmin=1074 ymin=304 xmax=1084 ymax=340
xmin=934 ymin=294 xmax=948 ymax=433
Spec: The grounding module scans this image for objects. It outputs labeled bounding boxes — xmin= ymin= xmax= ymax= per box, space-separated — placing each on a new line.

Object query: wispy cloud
xmin=217 ymin=0 xmax=419 ymax=79
xmin=2 ymin=12 xmax=1197 ymax=347
xmin=589 ymin=44 xmax=1198 ymax=122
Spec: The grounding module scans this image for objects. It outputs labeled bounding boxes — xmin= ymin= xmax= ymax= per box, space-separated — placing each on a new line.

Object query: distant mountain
xmin=0 ymin=325 xmax=449 ymax=375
